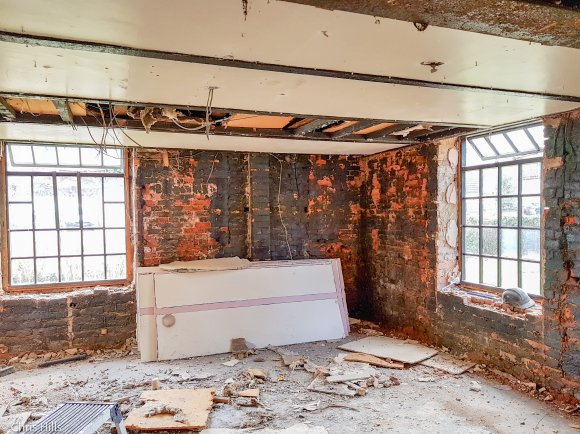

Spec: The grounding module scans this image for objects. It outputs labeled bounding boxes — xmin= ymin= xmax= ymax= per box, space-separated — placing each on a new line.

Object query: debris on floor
xmin=125 ymin=388 xmax=215 ymax=431
xmin=222 ymin=359 xmax=241 ymax=367
xmin=0 ymin=412 xmax=30 ymax=434
xmin=201 ymin=423 xmax=329 ymax=433
xmin=0 ymin=367 xmax=15 ymax=378
xmin=230 ymin=338 xmax=255 ymax=360
xmin=338 ymin=336 xmax=438 ymax=364
xmin=341 ymin=352 xmax=404 ymax=369
xmin=420 ymin=353 xmax=475 ymax=374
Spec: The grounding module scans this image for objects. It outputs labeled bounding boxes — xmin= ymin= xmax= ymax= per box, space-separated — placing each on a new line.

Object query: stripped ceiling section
xmin=0 ymin=0 xmax=578 ymax=154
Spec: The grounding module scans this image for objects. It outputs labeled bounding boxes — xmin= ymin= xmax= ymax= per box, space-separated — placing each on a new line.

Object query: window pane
xmin=36 ymin=258 xmax=59 ymax=283
xmin=463 ymin=228 xmax=479 ymax=254
xmin=105 ymin=229 xmax=126 ymax=254
xmin=105 ymin=203 xmax=126 ymax=227
xmin=500 ymin=165 xmax=518 ymax=195
xmin=33 ymin=146 xmax=58 ymax=165
xmin=57 ymin=176 xmax=80 ymax=228
xmin=103 ymin=177 xmax=125 ymax=202
xmin=10 ymin=231 xmax=34 ymax=258
xmin=81 ymin=177 xmax=103 ymax=228
xmin=464 ymin=199 xmax=479 ymax=225
xmin=60 ymin=256 xmax=82 ymax=282
xmin=507 ymin=130 xmax=536 ymax=152
xmin=8 ymin=203 xmax=33 ymax=230
xmin=522 ymin=196 xmax=541 ymax=228
xmin=7 ymin=176 xmax=31 ymax=202
xmin=84 ymin=256 xmax=105 ymax=281
xmin=482 ymin=258 xmax=498 ymax=286
xmin=81 ymin=147 xmax=103 ymax=166
xmin=463 ymin=170 xmax=479 ymax=197
xmin=521 ymin=162 xmax=541 ymax=194
xmin=106 ymin=255 xmax=126 ymax=279
xmin=35 ymin=230 xmax=58 ymax=257
xmin=102 ymin=148 xmax=123 ymax=167
xmin=482 ymin=168 xmax=498 ymax=196
xmin=33 ymin=176 xmax=56 ymax=229
xmin=501 ymin=259 xmax=518 ymax=288
xmin=527 ymin=126 xmax=545 ymax=149
xmin=10 ymin=145 xmax=33 ymax=165
xmin=11 ymin=259 xmax=34 ymax=285
xmin=489 ymin=134 xmax=514 ymax=155
xmin=482 ymin=228 xmax=498 ymax=256
xmin=482 ymin=198 xmax=498 ymax=226
xmin=83 ymin=229 xmax=104 ymax=254
xmin=521 ymin=229 xmax=540 ymax=261
xmin=463 ymin=255 xmax=480 ymax=283
xmin=522 ymin=262 xmax=540 ymax=295
xmin=60 ymin=230 xmax=81 ymax=256
xmin=472 ymin=137 xmax=496 ymax=158
xmin=57 ymin=146 xmax=80 ymax=166
xmin=501 ymin=197 xmax=518 ymax=227
xmin=500 ymin=228 xmax=518 ymax=259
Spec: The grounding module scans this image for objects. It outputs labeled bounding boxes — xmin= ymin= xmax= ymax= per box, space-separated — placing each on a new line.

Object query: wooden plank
xmin=342 ymin=353 xmax=405 ymax=369
xmin=294 ymin=119 xmax=338 ymax=135
xmin=125 ymin=388 xmax=215 ymax=431
xmin=331 ymin=120 xmax=384 ymax=139
xmin=365 ymin=123 xmax=416 ymax=140
xmin=52 ymin=100 xmax=74 ymax=124
xmin=0 ymin=97 xmax=16 ymax=119
xmin=338 ymin=337 xmax=438 ymax=364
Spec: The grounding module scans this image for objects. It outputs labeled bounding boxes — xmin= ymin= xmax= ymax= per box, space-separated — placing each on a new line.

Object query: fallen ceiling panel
xmin=0 ymin=122 xmax=404 ymax=155
xmin=0 ymin=42 xmax=577 ymax=126
xmin=0 ymin=0 xmax=578 ymax=97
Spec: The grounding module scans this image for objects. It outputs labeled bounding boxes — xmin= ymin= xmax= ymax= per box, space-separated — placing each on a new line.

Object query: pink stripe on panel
xmin=138 ymin=292 xmax=338 ymax=316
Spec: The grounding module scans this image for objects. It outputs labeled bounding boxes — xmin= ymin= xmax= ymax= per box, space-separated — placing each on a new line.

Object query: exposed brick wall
xmin=136 ymin=150 xmax=248 ymax=265
xmin=0 ymin=287 xmax=135 ymax=357
xmin=358 ymin=144 xmax=438 ymax=330
xmin=358 ymin=112 xmax=580 ymax=401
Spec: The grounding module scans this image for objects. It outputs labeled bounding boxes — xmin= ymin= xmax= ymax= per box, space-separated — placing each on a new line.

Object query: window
xmin=461 ymin=124 xmax=543 ymax=295
xmin=3 ymin=143 xmax=130 ymax=290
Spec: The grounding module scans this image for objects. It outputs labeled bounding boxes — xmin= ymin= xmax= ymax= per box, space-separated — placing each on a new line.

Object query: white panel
xmin=156 ymin=300 xmax=346 ymax=360
xmin=154 ymin=264 xmax=337 ymax=307
xmin=0 ymin=0 xmax=578 ymax=97
xmin=0 ymin=122 xmax=400 ymax=155
xmin=138 ymin=315 xmax=158 ymax=362
xmin=0 ymin=42 xmax=577 ymax=126
xmin=136 ymin=273 xmax=155 ymax=309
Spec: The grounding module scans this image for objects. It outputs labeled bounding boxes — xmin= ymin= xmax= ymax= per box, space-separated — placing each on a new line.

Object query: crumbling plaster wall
xmin=358 ymin=112 xmax=580 ymax=400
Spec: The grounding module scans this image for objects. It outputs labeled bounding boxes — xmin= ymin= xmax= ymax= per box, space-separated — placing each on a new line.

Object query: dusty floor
xmin=0 ymin=335 xmax=578 ymax=434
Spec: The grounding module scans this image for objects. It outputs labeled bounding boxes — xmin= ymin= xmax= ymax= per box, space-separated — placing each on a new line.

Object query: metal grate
xmin=26 ymin=402 xmax=126 ymax=434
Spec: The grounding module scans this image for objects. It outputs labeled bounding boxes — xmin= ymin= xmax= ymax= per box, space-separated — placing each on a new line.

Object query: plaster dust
xmin=0 ymin=336 xmax=576 ymax=434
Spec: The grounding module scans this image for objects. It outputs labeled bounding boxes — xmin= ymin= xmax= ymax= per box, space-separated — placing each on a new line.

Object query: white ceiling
xmin=0 ymin=0 xmax=578 ymax=154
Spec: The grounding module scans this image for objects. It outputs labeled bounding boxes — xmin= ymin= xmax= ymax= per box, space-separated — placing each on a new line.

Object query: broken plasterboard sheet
xmin=125 ymin=388 xmax=215 ymax=431
xmin=201 ymin=424 xmax=328 ymax=434
xmin=159 ymin=257 xmax=251 ymax=272
xmin=420 ymin=353 xmax=475 ymax=374
xmin=338 ymin=337 xmax=438 ymax=364
xmin=342 ymin=352 xmax=405 ymax=369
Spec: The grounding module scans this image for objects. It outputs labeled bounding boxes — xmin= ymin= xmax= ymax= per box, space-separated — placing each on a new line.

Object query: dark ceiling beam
xmin=418 ymin=127 xmax=476 ymax=143
xmin=365 ymin=123 xmax=417 ymax=140
xmin=0 ymin=92 xmax=487 ymax=129
xmin=281 ymin=0 xmax=580 ymax=49
xmin=294 ymin=119 xmax=340 ymax=135
xmin=9 ymin=114 xmax=424 ymax=145
xmin=52 ymin=99 xmax=74 ymax=124
xmin=1 ymin=32 xmax=578 ymax=103
xmin=0 ymin=97 xmax=16 ymax=119
xmin=331 ymin=120 xmax=386 ymax=139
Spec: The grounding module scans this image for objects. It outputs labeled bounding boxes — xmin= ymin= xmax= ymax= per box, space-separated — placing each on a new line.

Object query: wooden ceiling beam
xmin=365 ymin=123 xmax=417 ymax=140
xmin=52 ymin=99 xmax=74 ymax=124
xmin=0 ymin=97 xmax=16 ymax=120
xmin=331 ymin=120 xmax=386 ymax=139
xmin=294 ymin=119 xmax=340 ymax=135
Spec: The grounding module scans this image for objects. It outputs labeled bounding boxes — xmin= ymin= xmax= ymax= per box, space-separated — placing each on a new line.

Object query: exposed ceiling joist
xmin=0 ymin=31 xmax=578 ymax=104
xmin=331 ymin=120 xmax=385 ymax=139
xmin=52 ymin=99 xmax=74 ymax=124
xmin=281 ymin=0 xmax=580 ymax=49
xmin=0 ymin=97 xmax=16 ymax=119
xmin=365 ymin=124 xmax=416 ymax=140
xmin=294 ymin=119 xmax=340 ymax=135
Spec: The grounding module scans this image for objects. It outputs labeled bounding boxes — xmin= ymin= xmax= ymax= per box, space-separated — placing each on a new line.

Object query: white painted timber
xmin=0 ymin=0 xmax=578 ymax=98
xmin=0 ymin=42 xmax=577 ymax=127
xmin=156 ymin=300 xmax=344 ymax=360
